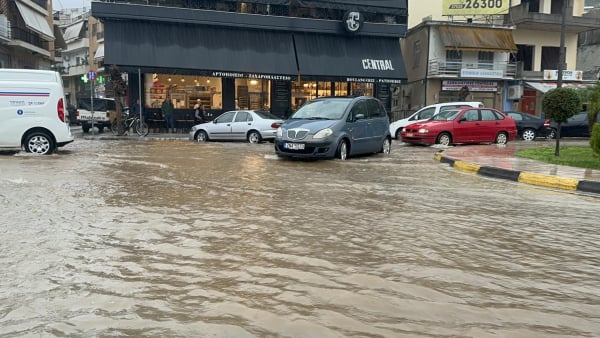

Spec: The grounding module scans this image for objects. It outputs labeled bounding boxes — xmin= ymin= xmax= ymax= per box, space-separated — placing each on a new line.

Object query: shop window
xmin=145 ymin=74 xmax=222 ymax=110
xmin=235 ymin=78 xmax=270 ymax=110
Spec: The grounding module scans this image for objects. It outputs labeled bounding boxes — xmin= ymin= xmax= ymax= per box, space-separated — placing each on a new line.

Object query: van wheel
xmin=24 ymin=131 xmax=55 ymax=155
xmin=82 ymin=125 xmax=90 ymax=133
xmin=336 ymin=139 xmax=348 ymax=160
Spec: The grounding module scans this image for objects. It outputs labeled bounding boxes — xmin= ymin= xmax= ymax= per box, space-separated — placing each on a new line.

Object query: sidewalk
xmin=434 ymin=139 xmax=600 ymax=195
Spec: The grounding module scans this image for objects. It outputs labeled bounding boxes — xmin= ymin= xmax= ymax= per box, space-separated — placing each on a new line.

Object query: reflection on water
xmin=1 ymin=139 xmax=599 ymax=337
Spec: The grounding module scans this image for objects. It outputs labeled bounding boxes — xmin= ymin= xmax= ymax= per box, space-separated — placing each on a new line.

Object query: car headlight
xmin=276 ymin=127 xmax=282 ymax=138
xmin=418 ymin=128 xmax=429 ymax=134
xmin=313 ymin=128 xmax=333 ymax=139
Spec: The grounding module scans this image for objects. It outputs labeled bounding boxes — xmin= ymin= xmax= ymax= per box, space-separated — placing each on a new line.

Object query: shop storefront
xmin=91 ymin=1 xmax=407 ymax=120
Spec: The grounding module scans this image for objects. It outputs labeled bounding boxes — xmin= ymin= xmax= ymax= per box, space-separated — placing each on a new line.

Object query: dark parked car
xmin=548 ymin=112 xmax=592 ymax=138
xmin=274 ymin=96 xmax=391 ymax=160
xmin=505 ymin=111 xmax=550 ymax=141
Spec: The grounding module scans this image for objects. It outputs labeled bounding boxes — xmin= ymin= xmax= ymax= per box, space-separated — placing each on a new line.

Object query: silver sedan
xmin=189 ymin=110 xmax=284 ymax=143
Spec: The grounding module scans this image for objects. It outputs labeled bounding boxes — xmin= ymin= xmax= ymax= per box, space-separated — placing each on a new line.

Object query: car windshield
xmin=432 ymin=109 xmax=462 ymax=121
xmin=254 ymin=111 xmax=281 ymax=120
xmin=290 ymin=99 xmax=352 ymax=120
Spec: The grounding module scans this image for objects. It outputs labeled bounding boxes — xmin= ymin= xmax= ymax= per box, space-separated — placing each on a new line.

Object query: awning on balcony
xmin=438 ymin=26 xmax=516 ymax=53
xmin=63 ymin=21 xmax=84 ymax=42
xmin=94 ymin=43 xmax=104 ymax=61
xmin=525 ymin=81 xmax=592 ymax=93
xmin=53 ymin=24 xmax=67 ymax=49
xmin=14 ymin=1 xmax=54 ymax=40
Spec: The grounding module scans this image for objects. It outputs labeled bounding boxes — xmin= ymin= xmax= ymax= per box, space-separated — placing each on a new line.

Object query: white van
xmin=390 ymin=101 xmax=484 ymax=139
xmin=0 ymin=69 xmax=74 ymax=155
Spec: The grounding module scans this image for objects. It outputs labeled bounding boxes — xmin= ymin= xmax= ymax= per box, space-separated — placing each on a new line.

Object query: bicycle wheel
xmin=135 ymin=119 xmax=149 ymax=136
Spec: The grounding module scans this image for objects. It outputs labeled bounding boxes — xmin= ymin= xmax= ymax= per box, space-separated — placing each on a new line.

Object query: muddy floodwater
xmin=1 ymin=139 xmax=599 ymax=337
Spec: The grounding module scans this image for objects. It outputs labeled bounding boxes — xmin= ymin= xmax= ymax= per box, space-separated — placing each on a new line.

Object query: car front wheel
xmin=395 ymin=128 xmax=403 ymax=140
xmin=24 ymin=131 xmax=55 ymax=155
xmin=436 ymin=132 xmax=452 ymax=146
xmin=380 ymin=137 xmax=391 ymax=154
xmin=521 ymin=128 xmax=536 ymax=141
xmin=495 ymin=132 xmax=508 ymax=145
xmin=196 ymin=130 xmax=209 ymax=142
xmin=336 ymin=139 xmax=348 ymax=160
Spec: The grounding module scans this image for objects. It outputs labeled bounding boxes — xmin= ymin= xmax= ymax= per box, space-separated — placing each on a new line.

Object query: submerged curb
xmin=434 ymin=152 xmax=600 ymax=195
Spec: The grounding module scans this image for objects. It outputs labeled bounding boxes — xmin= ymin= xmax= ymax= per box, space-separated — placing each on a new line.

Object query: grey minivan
xmin=274 ymin=96 xmax=391 ymax=160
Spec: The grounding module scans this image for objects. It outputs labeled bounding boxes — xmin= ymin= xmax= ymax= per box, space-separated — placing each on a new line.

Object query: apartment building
xmin=393 ymin=0 xmax=600 ymax=118
xmin=0 ymin=0 xmax=57 ymax=69
xmin=54 ymin=7 xmax=104 ymax=106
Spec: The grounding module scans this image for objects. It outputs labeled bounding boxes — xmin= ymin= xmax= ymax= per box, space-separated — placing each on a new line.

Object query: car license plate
xmin=406 ymin=132 xmax=413 ymax=137
xmin=285 ymin=143 xmax=305 ymax=150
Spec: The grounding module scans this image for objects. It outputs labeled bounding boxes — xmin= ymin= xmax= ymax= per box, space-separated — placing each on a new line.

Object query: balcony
xmin=7 ymin=26 xmax=50 ymax=57
xmin=505 ymin=3 xmax=600 ymax=33
xmin=428 ymin=59 xmax=516 ymax=79
xmin=67 ymin=63 xmax=89 ymax=76
xmin=65 ymin=37 xmax=89 ymax=52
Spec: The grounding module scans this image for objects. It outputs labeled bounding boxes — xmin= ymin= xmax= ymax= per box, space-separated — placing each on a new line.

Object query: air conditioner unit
xmin=507 ymin=85 xmax=523 ymax=100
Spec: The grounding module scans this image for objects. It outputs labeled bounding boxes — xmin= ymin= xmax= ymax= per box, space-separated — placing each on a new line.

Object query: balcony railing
xmin=10 ymin=26 xmax=49 ymax=50
xmin=428 ymin=59 xmax=516 ymax=78
xmin=0 ymin=15 xmax=9 ymax=40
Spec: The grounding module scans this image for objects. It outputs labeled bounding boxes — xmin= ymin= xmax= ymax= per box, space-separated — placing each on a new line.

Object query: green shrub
xmin=591 ymin=123 xmax=600 ymax=156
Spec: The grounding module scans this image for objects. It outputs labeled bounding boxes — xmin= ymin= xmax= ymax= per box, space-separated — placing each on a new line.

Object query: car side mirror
xmin=354 ymin=113 xmax=365 ymax=121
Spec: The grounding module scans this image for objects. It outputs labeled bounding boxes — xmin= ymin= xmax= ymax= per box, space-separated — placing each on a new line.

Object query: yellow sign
xmin=442 ymin=0 xmax=510 ymax=16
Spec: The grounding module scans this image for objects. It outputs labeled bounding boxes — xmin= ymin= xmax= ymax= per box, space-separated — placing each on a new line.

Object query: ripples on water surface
xmin=0 ymin=139 xmax=599 ymax=337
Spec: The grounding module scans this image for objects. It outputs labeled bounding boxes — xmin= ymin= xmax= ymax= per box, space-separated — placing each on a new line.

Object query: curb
xmin=434 ymin=152 xmax=600 ymax=195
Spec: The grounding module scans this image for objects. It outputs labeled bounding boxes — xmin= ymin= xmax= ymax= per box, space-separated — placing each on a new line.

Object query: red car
xmin=401 ymin=107 xmax=517 ymax=146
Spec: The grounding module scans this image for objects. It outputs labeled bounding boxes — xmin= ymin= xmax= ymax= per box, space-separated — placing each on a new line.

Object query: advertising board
xmin=442 ymin=0 xmax=510 ymax=16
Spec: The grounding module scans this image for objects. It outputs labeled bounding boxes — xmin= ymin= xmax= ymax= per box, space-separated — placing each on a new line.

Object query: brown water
xmin=1 ymin=139 xmax=599 ymax=337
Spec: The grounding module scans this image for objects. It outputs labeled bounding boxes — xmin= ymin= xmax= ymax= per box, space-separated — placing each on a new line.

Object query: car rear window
xmin=78 ymin=98 xmax=116 ymax=111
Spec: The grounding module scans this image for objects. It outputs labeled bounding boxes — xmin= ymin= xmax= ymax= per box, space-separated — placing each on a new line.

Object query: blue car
xmin=274 ymin=96 xmax=392 ymax=160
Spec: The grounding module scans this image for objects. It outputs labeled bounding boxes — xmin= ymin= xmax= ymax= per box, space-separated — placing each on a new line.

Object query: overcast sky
xmin=53 ymin=0 xmax=91 ymax=10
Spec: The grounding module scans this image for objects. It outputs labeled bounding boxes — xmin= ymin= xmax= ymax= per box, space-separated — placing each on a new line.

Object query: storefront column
xmin=222 ymin=78 xmax=236 ymax=112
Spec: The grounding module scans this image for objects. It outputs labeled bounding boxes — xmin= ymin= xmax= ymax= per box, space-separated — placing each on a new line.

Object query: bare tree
xmin=110 ymin=65 xmax=128 ymax=135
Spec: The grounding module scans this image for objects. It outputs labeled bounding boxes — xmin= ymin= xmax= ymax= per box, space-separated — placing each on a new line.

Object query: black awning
xmin=104 ymin=20 xmax=298 ymax=78
xmin=294 ymin=33 xmax=406 ymax=83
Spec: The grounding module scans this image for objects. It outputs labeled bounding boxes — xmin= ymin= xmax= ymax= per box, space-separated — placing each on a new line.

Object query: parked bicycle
xmin=111 ymin=113 xmax=149 ymax=136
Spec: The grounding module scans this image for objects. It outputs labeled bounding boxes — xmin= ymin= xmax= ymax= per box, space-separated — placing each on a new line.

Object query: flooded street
xmin=1 ymin=139 xmax=599 ymax=337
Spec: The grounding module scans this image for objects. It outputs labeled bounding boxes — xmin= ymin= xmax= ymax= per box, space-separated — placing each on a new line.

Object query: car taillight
xmin=57 ymin=98 xmax=65 ymax=122
xmin=271 ymin=122 xmax=281 ymax=128
xmin=544 ymin=119 xmax=550 ymax=127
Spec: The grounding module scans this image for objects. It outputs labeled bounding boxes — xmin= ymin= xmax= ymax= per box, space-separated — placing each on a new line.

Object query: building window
xmin=446 ymin=50 xmax=462 ymax=72
xmin=413 ymin=40 xmax=421 ymax=69
xmin=511 ymin=44 xmax=534 ymax=71
xmin=478 ymin=51 xmax=494 ymax=69
xmin=541 ymin=46 xmax=560 ymax=70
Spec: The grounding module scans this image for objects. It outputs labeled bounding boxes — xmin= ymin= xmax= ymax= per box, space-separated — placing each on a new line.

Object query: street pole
xmin=138 ymin=68 xmax=142 ymax=125
xmin=557 ymin=0 xmax=567 ymax=88
xmin=91 ymin=80 xmax=95 ymax=135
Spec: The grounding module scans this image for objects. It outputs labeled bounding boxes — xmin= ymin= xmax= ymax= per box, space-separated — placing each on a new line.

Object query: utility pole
xmin=557 ymin=0 xmax=568 ymax=88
